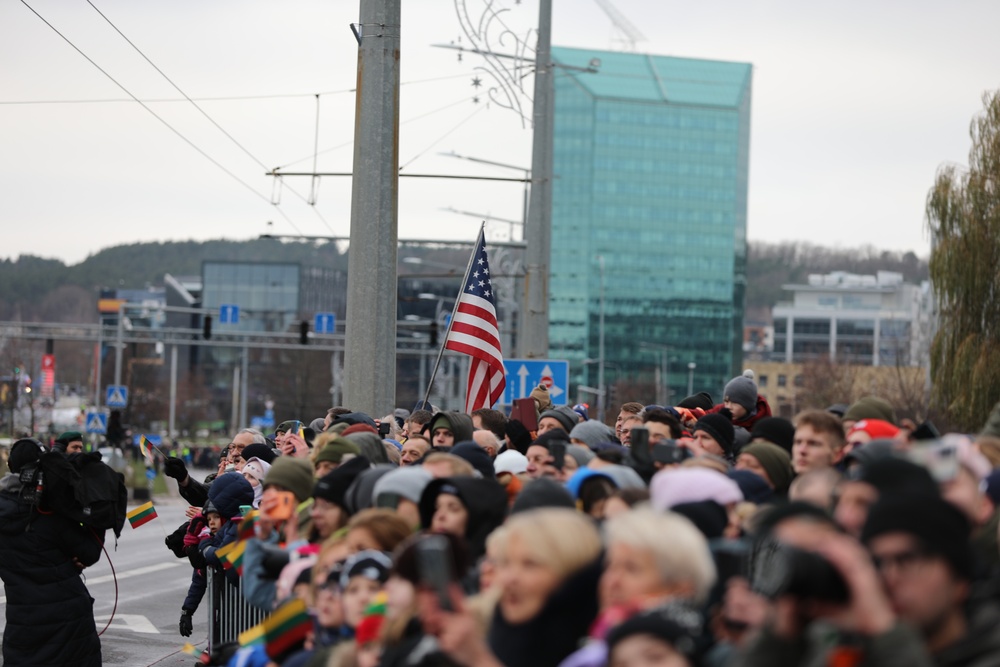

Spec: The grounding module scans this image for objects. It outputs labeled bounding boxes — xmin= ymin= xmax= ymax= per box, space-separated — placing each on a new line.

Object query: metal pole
xmin=231 ymin=365 xmax=240 ymax=432
xmin=597 ymin=255 xmax=606 ymax=422
xmin=239 ymin=346 xmax=249 ymax=428
xmin=663 ymin=352 xmax=670 ymax=405
xmin=94 ymin=322 xmax=103 ymax=410
xmin=344 ymin=0 xmax=402 ymax=416
xmin=114 ymin=302 xmax=124 ymax=387
xmin=518 ymin=0 xmax=553 ymax=359
xmin=169 ymin=345 xmax=177 ymax=438
xmin=687 ymin=362 xmax=696 ymax=396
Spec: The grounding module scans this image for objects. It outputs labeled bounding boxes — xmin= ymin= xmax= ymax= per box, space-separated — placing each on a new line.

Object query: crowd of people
xmin=6 ymin=369 xmax=1000 ymax=667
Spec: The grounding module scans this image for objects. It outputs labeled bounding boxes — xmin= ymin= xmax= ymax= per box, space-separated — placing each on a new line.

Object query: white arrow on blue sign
xmin=106 ymin=384 xmax=128 ymax=407
xmin=219 ymin=304 xmax=240 ymax=324
xmin=314 ymin=312 xmax=336 ymax=334
xmin=501 ymin=359 xmax=570 ymax=406
xmin=85 ymin=411 xmax=108 ymax=434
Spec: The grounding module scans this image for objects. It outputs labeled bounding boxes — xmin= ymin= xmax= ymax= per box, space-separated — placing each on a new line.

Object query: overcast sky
xmin=2 ymin=0 xmax=998 ymax=265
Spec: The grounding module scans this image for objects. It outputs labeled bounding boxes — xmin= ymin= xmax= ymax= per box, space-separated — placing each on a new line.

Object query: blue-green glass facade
xmin=550 ymin=47 xmax=751 ymax=402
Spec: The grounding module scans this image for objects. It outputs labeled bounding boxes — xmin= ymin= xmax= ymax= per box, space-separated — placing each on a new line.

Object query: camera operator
xmin=735 ymin=502 xmax=933 ymax=667
xmin=0 ymin=439 xmax=105 ymax=666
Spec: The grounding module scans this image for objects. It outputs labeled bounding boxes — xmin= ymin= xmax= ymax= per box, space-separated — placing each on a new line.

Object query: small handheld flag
xmin=126 ymin=501 xmax=158 ymax=529
xmin=239 ymin=598 xmax=311 ymax=658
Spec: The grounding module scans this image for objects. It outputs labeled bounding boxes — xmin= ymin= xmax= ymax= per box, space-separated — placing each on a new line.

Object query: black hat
xmin=510 ymin=477 xmax=575 ymax=514
xmin=313 ymin=456 xmax=370 ymax=510
xmin=862 ymin=494 xmax=974 ymax=581
xmin=450 ymin=442 xmax=496 ymax=479
xmin=241 ymin=443 xmax=277 ymax=464
xmin=693 ymin=412 xmax=735 ymax=455
xmin=332 ymin=412 xmax=378 ymax=429
xmin=606 ymin=608 xmax=704 ymax=663
xmin=339 ymin=549 xmax=393 ymax=589
xmin=852 ymin=457 xmax=939 ymax=498
xmin=672 ymin=500 xmax=728 ymax=540
xmin=677 ymin=392 xmax=714 ymax=411
xmin=9 ymin=438 xmax=45 ymax=473
xmin=750 ymin=417 xmax=795 ymax=453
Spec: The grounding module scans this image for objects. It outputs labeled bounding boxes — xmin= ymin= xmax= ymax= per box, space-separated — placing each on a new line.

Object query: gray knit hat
xmin=724 ymin=370 xmax=758 ymax=415
xmin=540 ymin=406 xmax=579 ymax=433
xmin=373 ymin=466 xmax=433 ymax=506
xmin=569 ymin=420 xmax=616 ymax=449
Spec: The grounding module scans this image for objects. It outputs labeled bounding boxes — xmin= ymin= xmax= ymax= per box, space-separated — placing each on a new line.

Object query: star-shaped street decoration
xmin=472 ymin=77 xmax=482 ymax=88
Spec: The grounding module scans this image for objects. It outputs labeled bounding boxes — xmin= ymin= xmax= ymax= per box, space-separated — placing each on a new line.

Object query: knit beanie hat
xmin=853 ymin=456 xmax=940 ymax=498
xmin=494 ymin=449 xmax=529 ymax=475
xmin=264 ymin=456 xmax=315 ymax=503
xmin=52 ymin=431 xmax=83 ymax=453
xmin=750 ymin=417 xmax=795 ymax=453
xmin=314 ymin=456 xmax=371 ymax=509
xmin=241 ymin=443 xmax=277 ymax=464
xmin=569 ymin=420 xmax=616 ymax=449
xmin=510 ymin=477 xmax=575 ymax=514
xmin=540 ymin=406 xmax=579 ymax=433
xmin=861 ymin=493 xmax=974 ymax=581
xmin=242 ymin=457 xmax=271 ymax=485
xmin=724 ymin=371 xmax=758 ymax=415
xmin=677 ymin=392 xmax=714 ymax=411
xmin=566 ymin=444 xmax=595 ymax=468
xmin=314 ymin=438 xmax=361 ymax=466
xmin=342 ymin=423 xmax=379 ymax=437
xmin=333 ymin=412 xmax=378 ymax=429
xmin=449 ymin=442 xmax=496 ymax=479
xmin=606 ymin=609 xmax=704 ymax=663
xmin=740 ymin=442 xmax=794 ymax=493
xmin=373 ymin=466 xmax=433 ymax=507
xmin=671 ymin=500 xmax=729 ymax=540
xmin=843 ymin=396 xmax=896 ymax=425
xmin=650 ymin=467 xmax=743 ymax=511
xmin=339 ymin=550 xmax=393 ymax=590
xmin=693 ymin=413 xmax=736 ymax=455
xmin=728 ymin=469 xmax=774 ymax=504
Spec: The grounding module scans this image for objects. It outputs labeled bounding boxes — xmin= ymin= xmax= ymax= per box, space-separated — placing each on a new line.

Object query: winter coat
xmin=732 ymin=620 xmax=933 ymax=667
xmin=487 ymin=556 xmax=602 ymax=667
xmin=207 ymin=472 xmax=254 ymax=521
xmin=709 ymin=394 xmax=773 ymax=432
xmin=934 ymin=601 xmax=1000 ymax=667
xmin=0 ymin=475 xmax=106 ymax=667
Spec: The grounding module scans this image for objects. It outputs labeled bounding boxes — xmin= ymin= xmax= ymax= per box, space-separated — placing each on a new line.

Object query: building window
xmin=794 ymin=374 xmax=804 ymax=387
xmin=793 ymin=319 xmax=831 ymax=335
xmin=777 ymin=374 xmax=787 ymax=387
xmin=759 ymin=375 xmax=768 ymax=388
xmin=818 ymin=296 xmax=838 ymax=307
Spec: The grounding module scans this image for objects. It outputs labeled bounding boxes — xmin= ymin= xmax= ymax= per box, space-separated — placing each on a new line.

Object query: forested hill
xmin=0 ymin=239 xmax=927 ymax=322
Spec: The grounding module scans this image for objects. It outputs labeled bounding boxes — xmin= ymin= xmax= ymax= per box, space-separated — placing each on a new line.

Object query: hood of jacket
xmin=427 ymin=411 xmax=475 ymax=443
xmin=207 ymin=471 xmax=255 ymax=520
xmin=418 ymin=476 xmax=507 ymax=560
xmin=0 ymin=478 xmax=30 ymax=535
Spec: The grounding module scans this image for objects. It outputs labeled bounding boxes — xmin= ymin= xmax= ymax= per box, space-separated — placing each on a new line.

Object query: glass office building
xmin=549 ymin=47 xmax=752 ymax=402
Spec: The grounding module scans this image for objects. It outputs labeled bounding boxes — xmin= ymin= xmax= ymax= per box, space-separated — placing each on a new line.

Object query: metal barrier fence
xmin=206 ymin=567 xmax=270 ymax=653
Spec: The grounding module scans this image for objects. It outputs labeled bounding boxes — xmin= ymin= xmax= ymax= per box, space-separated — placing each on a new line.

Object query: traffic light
xmin=299 ymin=320 xmax=309 ymax=345
xmin=203 ymin=315 xmax=212 ymax=340
xmin=429 ymin=321 xmax=439 ymax=347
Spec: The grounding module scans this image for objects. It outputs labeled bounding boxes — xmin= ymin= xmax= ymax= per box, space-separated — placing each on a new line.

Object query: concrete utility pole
xmin=343 ymin=0 xmax=401 ymax=416
xmin=519 ymin=0 xmax=553 ymax=359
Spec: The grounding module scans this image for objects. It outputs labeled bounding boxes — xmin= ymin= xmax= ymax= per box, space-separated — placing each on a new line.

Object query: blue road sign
xmin=145 ymin=468 xmax=157 ymax=481
xmin=219 ymin=304 xmax=240 ymax=324
xmin=314 ymin=312 xmax=336 ymax=334
xmin=502 ymin=359 xmax=570 ymax=406
xmin=85 ymin=411 xmax=108 ymax=434
xmin=106 ymin=384 xmax=128 ymax=407
xmin=251 ymin=415 xmax=275 ymax=430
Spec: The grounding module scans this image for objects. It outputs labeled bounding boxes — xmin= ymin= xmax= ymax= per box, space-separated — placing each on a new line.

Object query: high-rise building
xmin=549 ymin=47 xmax=752 ymax=405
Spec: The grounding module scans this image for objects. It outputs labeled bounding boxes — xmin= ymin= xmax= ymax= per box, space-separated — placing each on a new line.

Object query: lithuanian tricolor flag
xmin=126 ymin=501 xmax=158 ymax=529
xmin=216 ymin=539 xmax=247 ymax=575
xmin=238 ymin=598 xmax=311 ymax=658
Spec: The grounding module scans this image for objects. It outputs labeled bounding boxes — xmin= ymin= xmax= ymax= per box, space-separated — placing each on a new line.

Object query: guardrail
xmin=206 ymin=567 xmax=270 ymax=653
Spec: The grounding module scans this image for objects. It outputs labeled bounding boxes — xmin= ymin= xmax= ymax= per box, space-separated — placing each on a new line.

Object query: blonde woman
xmin=419 ymin=508 xmax=604 ymax=667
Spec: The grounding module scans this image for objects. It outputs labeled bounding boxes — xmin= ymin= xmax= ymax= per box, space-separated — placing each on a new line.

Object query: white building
xmin=772 ymin=271 xmax=932 ymax=367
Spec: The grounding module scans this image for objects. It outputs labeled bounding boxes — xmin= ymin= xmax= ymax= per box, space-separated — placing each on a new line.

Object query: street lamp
xmin=687 ymin=362 xmax=697 ymax=396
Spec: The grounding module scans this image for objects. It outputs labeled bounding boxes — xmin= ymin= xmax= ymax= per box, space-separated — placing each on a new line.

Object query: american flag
xmin=445 ymin=228 xmax=506 ymax=412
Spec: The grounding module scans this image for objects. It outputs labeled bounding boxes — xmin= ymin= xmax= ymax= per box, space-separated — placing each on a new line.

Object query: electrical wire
xmin=398 ymin=104 xmax=488 ymax=171
xmin=95 ymin=535 xmax=118 ymax=636
xmin=18 ymin=0 xmax=305 ymax=236
xmin=84 ymin=0 xmax=330 ymax=235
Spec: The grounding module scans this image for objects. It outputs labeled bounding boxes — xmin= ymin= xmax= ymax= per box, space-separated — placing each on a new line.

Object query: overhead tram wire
xmin=17 ymin=0 xmax=306 ymax=235
xmin=0 ymin=73 xmax=476 ymax=106
xmin=84 ymin=0 xmax=334 ymax=235
xmin=398 ymin=104 xmax=488 ymax=171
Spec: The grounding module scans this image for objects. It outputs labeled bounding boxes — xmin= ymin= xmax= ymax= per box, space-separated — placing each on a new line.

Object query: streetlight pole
xmin=519 ymin=0 xmax=553 ymax=359
xmin=687 ymin=362 xmax=697 ymax=396
xmin=597 ymin=255 xmax=606 ymax=422
xmin=344 ymin=0 xmax=402 ymax=416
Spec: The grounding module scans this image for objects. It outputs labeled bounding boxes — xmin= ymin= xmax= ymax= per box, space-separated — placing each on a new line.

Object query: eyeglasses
xmin=871 ymin=548 xmax=929 ymax=575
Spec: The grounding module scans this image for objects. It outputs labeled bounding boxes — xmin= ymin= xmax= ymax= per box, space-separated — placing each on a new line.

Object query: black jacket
xmin=0 ymin=475 xmax=106 ymax=666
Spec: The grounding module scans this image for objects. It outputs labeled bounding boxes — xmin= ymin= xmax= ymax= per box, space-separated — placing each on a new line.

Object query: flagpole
xmin=421 ymin=223 xmax=485 ymax=408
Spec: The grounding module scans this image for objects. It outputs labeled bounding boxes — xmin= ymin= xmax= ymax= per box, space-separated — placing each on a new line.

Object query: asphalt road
xmin=0 ymin=469 xmax=217 ymax=667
